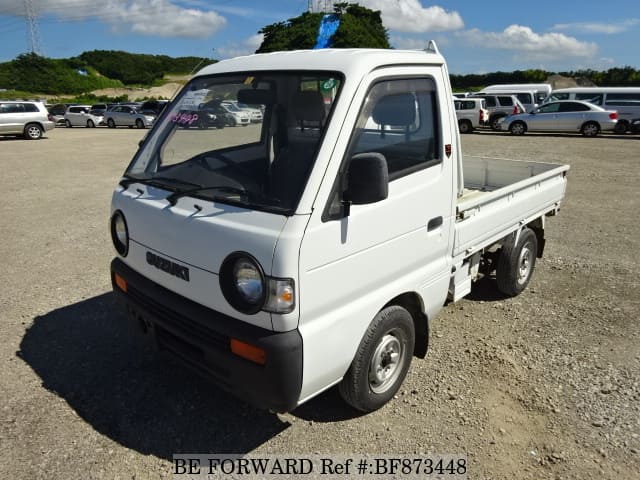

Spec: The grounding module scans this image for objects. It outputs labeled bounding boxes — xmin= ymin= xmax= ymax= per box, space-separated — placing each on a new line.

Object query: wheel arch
xmin=383 ymin=292 xmax=429 ymax=358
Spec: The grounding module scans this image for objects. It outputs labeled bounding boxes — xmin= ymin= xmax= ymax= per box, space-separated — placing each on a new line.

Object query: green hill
xmin=0 ymin=51 xmax=215 ymax=96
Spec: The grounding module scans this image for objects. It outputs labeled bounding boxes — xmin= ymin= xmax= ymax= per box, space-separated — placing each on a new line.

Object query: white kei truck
xmin=110 ymin=43 xmax=569 ymax=413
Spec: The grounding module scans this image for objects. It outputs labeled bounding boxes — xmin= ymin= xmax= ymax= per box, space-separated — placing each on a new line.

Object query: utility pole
xmin=24 ymin=0 xmax=42 ymax=55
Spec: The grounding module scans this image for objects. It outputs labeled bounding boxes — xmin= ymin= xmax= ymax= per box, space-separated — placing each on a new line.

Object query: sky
xmin=0 ymin=0 xmax=638 ymax=74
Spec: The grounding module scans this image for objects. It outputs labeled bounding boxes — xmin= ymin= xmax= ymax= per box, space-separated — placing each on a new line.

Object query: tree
xmin=256 ymin=3 xmax=389 ymax=53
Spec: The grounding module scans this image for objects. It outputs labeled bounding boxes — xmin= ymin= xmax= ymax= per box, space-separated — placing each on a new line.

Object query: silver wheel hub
xmin=369 ymin=331 xmax=404 ymax=393
xmin=517 ymin=245 xmax=532 ymax=284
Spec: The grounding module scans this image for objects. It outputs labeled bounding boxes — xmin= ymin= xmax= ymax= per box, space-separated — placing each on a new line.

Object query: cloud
xmin=456 ymin=25 xmax=598 ymax=61
xmin=391 ymin=35 xmax=450 ymax=50
xmin=352 ymin=0 xmax=464 ymax=33
xmin=215 ymin=34 xmax=264 ymax=60
xmin=551 ymin=19 xmax=640 ymax=35
xmin=0 ymin=0 xmax=226 ymax=38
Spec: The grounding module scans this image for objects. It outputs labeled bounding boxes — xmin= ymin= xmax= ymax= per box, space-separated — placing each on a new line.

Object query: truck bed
xmin=453 ymin=155 xmax=569 ymax=259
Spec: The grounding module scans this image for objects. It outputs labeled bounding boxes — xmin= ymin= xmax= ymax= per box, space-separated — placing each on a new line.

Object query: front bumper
xmin=111 ymin=258 xmax=303 ymax=412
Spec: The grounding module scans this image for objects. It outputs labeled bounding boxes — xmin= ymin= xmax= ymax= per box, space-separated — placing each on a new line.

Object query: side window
xmin=605 ymin=93 xmax=640 ymax=106
xmin=575 ymin=93 xmax=603 ymax=105
xmin=323 ymin=78 xmax=441 ymax=221
xmin=484 ymin=97 xmax=496 ymax=107
xmin=349 ymin=78 xmax=440 ymax=179
xmin=23 ymin=103 xmax=39 ymax=113
xmin=497 ymin=96 xmax=514 ymax=106
xmin=538 ymin=103 xmax=561 ymax=113
xmin=559 ymin=102 xmax=589 ymax=112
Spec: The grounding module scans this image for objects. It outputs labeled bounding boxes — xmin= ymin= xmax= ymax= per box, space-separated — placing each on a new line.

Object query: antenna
xmin=24 ymin=0 xmax=42 ymax=55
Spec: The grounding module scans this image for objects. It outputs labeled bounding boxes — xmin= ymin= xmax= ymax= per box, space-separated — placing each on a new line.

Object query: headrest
xmin=237 ymin=89 xmax=275 ymax=105
xmin=292 ymin=91 xmax=326 ymax=122
xmin=372 ymin=93 xmax=416 ymax=126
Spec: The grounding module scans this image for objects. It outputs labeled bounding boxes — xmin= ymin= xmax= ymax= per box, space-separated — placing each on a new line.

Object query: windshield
xmin=126 ymin=71 xmax=342 ymax=215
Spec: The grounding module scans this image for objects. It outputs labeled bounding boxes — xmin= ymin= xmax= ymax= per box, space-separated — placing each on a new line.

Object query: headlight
xmin=220 ymin=252 xmax=295 ymax=315
xmin=233 ymin=259 xmax=264 ymax=304
xmin=110 ymin=210 xmax=129 ymax=256
xmin=220 ymin=253 xmax=266 ymax=315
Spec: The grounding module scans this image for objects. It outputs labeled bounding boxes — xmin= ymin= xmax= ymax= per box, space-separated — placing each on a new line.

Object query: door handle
xmin=427 ymin=216 xmax=443 ymax=231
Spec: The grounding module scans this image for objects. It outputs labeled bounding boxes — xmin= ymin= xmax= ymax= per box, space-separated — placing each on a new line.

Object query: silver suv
xmin=0 ymin=101 xmax=55 ymax=139
xmin=468 ymin=94 xmax=526 ymax=130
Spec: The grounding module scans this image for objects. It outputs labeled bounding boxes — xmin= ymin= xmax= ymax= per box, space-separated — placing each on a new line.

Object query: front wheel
xmin=581 ymin=121 xmax=600 ymax=137
xmin=339 ymin=305 xmax=415 ymax=412
xmin=613 ymin=121 xmax=628 ymax=134
xmin=509 ymin=121 xmax=526 ymax=135
xmin=65 ymin=119 xmax=72 ymax=128
xmin=135 ymin=119 xmax=144 ymax=129
xmin=107 ymin=118 xmax=116 ymax=128
xmin=86 ymin=119 xmax=95 ymax=128
xmin=496 ymin=228 xmax=538 ymax=296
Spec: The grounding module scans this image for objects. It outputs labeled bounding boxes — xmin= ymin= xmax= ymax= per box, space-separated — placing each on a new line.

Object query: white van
xmin=110 ymin=46 xmax=569 ymax=413
xmin=481 ymin=83 xmax=551 ymax=103
xmin=543 ymin=87 xmax=640 ymax=133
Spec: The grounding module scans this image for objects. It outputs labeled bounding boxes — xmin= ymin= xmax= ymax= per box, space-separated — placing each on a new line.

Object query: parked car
xmin=140 ymin=100 xmax=169 ymax=117
xmin=468 ymin=94 xmax=526 ymax=130
xmin=104 ymin=105 xmax=155 ymax=128
xmin=224 ymin=100 xmax=263 ymax=123
xmin=219 ymin=102 xmax=250 ymax=126
xmin=47 ymin=103 xmax=70 ymax=126
xmin=499 ymin=100 xmax=618 ymax=137
xmin=89 ymin=103 xmax=110 ymax=117
xmin=0 ymin=100 xmax=55 ymax=139
xmin=64 ymin=105 xmax=103 ymax=128
xmin=453 ymin=97 xmax=488 ymax=133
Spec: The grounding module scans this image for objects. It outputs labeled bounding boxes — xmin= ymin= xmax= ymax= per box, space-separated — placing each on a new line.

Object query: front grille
xmin=126 ymin=283 xmax=228 ymax=353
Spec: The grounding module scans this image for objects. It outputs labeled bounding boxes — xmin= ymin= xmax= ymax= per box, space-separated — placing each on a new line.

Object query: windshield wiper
xmin=119 ymin=174 xmax=202 ymax=191
xmin=166 ymin=185 xmax=247 ymax=206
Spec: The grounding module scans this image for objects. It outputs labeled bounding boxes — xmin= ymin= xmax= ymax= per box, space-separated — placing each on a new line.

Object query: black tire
xmin=135 ymin=119 xmax=144 ymax=129
xmin=581 ymin=121 xmax=600 ymax=137
xmin=509 ymin=121 xmax=526 ymax=135
xmin=613 ymin=121 xmax=628 ymax=134
xmin=458 ymin=120 xmax=472 ymax=134
xmin=339 ymin=305 xmax=415 ymax=412
xmin=490 ymin=115 xmax=505 ymax=131
xmin=86 ymin=119 xmax=95 ymax=128
xmin=228 ymin=117 xmax=237 ymax=127
xmin=496 ymin=228 xmax=538 ymax=297
xmin=107 ymin=118 xmax=116 ymax=128
xmin=23 ymin=123 xmax=43 ymax=140
xmin=65 ymin=119 xmax=72 ymax=128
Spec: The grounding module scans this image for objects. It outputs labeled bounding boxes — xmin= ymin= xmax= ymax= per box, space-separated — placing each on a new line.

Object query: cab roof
xmin=195 ymin=46 xmax=446 ymax=78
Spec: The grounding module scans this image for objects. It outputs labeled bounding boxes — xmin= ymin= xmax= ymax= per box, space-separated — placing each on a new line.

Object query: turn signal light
xmin=230 ymin=338 xmax=266 ymax=365
xmin=114 ymin=273 xmax=127 ymax=292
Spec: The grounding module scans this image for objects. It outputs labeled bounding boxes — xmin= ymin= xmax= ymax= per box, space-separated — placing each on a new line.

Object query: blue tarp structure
xmin=313 ymin=14 xmax=341 ymax=49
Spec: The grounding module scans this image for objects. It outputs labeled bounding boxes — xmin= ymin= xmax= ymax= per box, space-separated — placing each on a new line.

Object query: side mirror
xmin=345 ymin=152 xmax=389 ymax=208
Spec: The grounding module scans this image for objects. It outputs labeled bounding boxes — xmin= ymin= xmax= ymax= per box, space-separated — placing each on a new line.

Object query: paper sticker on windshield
xmin=321 ymin=78 xmax=337 ymax=91
xmin=179 ymin=88 xmax=210 ymax=110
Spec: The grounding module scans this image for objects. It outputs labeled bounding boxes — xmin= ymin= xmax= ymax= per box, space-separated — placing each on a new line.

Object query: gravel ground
xmin=0 ymin=127 xmax=638 ymax=480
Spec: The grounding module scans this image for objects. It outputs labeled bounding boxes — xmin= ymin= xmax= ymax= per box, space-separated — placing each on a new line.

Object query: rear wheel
xmin=23 ymin=123 xmax=43 ymax=140
xmin=339 ymin=305 xmax=415 ymax=412
xmin=509 ymin=121 xmax=526 ymax=135
xmin=458 ymin=120 xmax=472 ymax=134
xmin=581 ymin=121 xmax=600 ymax=137
xmin=496 ymin=228 xmax=538 ymax=296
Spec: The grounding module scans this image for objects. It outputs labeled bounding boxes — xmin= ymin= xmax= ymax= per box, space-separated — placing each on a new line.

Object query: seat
xmin=269 ymin=91 xmax=326 ymax=207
